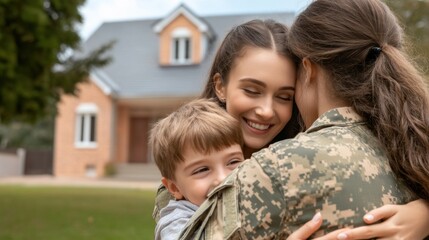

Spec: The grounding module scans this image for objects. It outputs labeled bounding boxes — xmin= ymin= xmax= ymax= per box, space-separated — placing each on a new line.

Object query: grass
xmin=0 ymin=185 xmax=156 ymax=240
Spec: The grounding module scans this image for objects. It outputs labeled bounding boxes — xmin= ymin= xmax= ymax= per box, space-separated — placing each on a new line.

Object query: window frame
xmin=75 ymin=103 xmax=98 ymax=149
xmin=171 ymin=27 xmax=192 ymax=64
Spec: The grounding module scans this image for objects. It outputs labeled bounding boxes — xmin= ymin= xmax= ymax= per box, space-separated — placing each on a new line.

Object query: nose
xmin=211 ymin=169 xmax=229 ymax=189
xmin=255 ymin=98 xmax=274 ymax=120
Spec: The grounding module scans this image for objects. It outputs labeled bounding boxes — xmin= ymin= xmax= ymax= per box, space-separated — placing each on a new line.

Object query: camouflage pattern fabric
xmin=153 ymin=184 xmax=173 ymax=223
xmin=178 ymin=107 xmax=415 ymax=240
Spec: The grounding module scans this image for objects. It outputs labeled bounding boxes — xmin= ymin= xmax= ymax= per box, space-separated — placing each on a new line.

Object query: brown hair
xmin=149 ymin=98 xmax=244 ymax=180
xmin=288 ymin=0 xmax=429 ymax=199
xmin=201 ymin=19 xmax=301 ymax=141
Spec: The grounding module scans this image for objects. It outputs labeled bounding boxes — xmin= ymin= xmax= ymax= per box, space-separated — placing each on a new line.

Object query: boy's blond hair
xmin=149 ymin=98 xmax=244 ymax=180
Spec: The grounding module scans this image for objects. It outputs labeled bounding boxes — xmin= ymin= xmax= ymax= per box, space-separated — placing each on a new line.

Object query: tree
xmin=385 ymin=0 xmax=429 ymax=74
xmin=0 ymin=0 xmax=112 ymax=123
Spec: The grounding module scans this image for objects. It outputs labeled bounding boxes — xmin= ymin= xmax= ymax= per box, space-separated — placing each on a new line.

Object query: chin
xmin=246 ymin=141 xmax=268 ymax=152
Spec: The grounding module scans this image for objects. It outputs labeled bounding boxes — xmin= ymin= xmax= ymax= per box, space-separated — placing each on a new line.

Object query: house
xmin=53 ymin=4 xmax=295 ymax=179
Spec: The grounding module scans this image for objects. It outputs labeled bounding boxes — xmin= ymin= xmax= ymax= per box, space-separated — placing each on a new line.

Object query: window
xmin=171 ymin=28 xmax=192 ymax=64
xmin=75 ymin=103 xmax=98 ymax=148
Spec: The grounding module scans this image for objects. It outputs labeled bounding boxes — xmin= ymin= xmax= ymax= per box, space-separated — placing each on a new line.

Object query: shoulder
xmin=266 ymin=123 xmax=380 ymax=164
xmin=156 ymin=200 xmax=197 ymax=240
xmin=159 ymin=200 xmax=197 ymax=222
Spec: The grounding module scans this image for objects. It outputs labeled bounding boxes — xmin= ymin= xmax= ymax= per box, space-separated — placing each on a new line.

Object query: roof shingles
xmin=80 ymin=11 xmax=295 ymax=99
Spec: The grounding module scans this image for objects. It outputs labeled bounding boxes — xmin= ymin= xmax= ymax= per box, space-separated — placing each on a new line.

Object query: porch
xmin=112 ymin=163 xmax=161 ymax=182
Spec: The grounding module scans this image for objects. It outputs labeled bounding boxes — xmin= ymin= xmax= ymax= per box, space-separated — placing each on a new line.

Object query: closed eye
xmin=243 ymin=88 xmax=259 ymax=95
xmin=277 ymin=95 xmax=293 ymax=101
xmin=191 ymin=167 xmax=209 ymax=175
xmin=227 ymin=158 xmax=244 ymax=167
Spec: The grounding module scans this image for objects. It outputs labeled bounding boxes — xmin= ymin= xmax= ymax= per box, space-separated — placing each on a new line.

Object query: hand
xmin=314 ymin=200 xmax=429 ymax=240
xmin=287 ymin=212 xmax=323 ymax=240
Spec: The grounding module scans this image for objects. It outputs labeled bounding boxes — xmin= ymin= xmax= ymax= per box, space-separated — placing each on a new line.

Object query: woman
xmin=177 ymin=1 xmax=429 ymax=239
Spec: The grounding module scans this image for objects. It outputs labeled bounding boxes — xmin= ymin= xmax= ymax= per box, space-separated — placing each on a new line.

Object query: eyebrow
xmin=183 ymin=159 xmax=206 ymax=173
xmin=182 ymin=150 xmax=244 ymax=172
xmin=239 ymin=78 xmax=295 ymax=91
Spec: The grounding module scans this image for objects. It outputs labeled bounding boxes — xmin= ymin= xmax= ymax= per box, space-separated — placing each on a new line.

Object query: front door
xmin=128 ymin=117 xmax=149 ymax=163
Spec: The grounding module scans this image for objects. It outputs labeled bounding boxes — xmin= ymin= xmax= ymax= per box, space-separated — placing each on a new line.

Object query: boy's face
xmin=162 ymin=144 xmax=244 ymax=206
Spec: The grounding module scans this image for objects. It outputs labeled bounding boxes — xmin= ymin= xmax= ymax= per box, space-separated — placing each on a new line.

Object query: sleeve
xmin=236 ymin=148 xmax=286 ymax=239
xmin=179 ymin=148 xmax=286 ymax=240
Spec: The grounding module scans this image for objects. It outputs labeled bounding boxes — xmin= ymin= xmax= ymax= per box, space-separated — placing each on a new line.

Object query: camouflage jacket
xmin=177 ymin=107 xmax=414 ymax=239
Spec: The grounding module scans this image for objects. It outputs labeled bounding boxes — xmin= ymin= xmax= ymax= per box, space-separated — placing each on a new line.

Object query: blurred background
xmin=0 ymin=0 xmax=427 ymax=239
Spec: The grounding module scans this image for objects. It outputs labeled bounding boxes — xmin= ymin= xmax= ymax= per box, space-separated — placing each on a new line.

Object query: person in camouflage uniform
xmin=179 ymin=108 xmax=415 ymax=239
xmin=176 ymin=0 xmax=429 ymax=239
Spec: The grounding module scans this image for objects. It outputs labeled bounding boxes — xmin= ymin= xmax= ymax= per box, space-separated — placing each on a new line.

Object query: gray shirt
xmin=155 ymin=200 xmax=198 ymax=240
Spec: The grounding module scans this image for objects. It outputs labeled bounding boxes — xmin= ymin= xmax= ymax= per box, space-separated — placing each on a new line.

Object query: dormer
xmin=153 ymin=4 xmax=214 ymax=66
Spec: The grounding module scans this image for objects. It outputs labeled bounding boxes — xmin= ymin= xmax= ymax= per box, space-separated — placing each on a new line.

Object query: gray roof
xmin=79 ymin=11 xmax=295 ymax=99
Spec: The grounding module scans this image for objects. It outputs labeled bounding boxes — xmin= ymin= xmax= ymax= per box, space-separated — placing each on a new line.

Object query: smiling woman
xmin=213 ymin=47 xmax=296 ymax=157
xmin=201 ymin=19 xmax=300 ymax=158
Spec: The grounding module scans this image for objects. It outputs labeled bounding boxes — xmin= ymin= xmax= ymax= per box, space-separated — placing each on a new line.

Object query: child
xmin=149 ymin=98 xmax=245 ymax=240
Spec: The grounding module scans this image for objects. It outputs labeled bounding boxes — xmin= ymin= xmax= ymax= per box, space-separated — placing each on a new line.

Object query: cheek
xmin=225 ymin=92 xmax=251 ymax=120
xmin=189 ymin=180 xmax=212 ymax=205
xmin=278 ymin=103 xmax=293 ymax=125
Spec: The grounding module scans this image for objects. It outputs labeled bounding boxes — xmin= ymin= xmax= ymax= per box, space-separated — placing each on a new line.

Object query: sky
xmin=78 ymin=0 xmax=312 ymax=40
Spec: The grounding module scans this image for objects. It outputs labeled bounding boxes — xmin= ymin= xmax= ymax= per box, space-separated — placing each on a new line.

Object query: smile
xmin=246 ymin=120 xmax=271 ymax=131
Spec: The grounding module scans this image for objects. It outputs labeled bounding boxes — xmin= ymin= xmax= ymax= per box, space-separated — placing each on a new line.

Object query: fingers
xmin=334 ymin=226 xmax=378 ymax=240
xmin=363 ymin=204 xmax=398 ymax=224
xmin=334 ymin=224 xmax=397 ymax=240
xmin=287 ymin=212 xmax=323 ymax=240
xmin=312 ymin=229 xmax=350 ymax=240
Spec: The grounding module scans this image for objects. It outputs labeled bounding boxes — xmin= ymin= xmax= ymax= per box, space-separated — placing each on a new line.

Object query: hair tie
xmin=366 ymin=46 xmax=382 ymax=63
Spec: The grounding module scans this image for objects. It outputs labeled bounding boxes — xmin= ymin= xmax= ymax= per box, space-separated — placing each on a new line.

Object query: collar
xmin=306 ymin=107 xmax=365 ymax=133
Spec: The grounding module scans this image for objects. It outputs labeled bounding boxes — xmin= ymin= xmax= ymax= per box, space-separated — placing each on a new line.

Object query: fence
xmin=24 ymin=149 xmax=53 ymax=175
xmin=0 ymin=148 xmax=53 ymax=176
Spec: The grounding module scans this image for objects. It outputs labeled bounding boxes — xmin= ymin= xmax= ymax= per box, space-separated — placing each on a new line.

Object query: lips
xmin=246 ymin=119 xmax=271 ymax=131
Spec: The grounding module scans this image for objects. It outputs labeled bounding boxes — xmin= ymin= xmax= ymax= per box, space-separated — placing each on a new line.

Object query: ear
xmin=161 ymin=177 xmax=184 ymax=200
xmin=213 ymin=73 xmax=226 ymax=101
xmin=301 ymin=58 xmax=317 ymax=85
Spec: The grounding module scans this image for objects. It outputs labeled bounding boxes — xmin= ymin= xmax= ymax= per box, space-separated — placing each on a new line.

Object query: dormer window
xmin=172 ymin=28 xmax=192 ymax=64
xmin=153 ymin=4 xmax=214 ymax=66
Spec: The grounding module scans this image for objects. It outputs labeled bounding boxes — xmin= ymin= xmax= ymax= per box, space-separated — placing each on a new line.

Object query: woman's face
xmin=215 ymin=47 xmax=296 ymax=153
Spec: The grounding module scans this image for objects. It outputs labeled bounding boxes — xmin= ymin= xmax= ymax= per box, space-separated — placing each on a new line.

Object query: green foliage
xmin=0 ymin=110 xmax=54 ymax=149
xmin=0 ymin=0 xmax=112 ymax=123
xmin=0 ymin=185 xmax=156 ymax=240
xmin=104 ymin=162 xmax=118 ymax=177
xmin=385 ymin=0 xmax=429 ymax=73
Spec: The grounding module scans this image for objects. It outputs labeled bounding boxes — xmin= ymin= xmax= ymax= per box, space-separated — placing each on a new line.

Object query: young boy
xmin=149 ymin=99 xmax=245 ymax=240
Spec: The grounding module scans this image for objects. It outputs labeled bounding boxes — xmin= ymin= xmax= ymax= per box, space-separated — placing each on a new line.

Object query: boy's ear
xmin=213 ymin=73 xmax=226 ymax=101
xmin=161 ymin=177 xmax=183 ymax=200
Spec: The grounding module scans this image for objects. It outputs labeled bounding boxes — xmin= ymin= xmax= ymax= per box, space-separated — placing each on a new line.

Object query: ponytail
xmin=363 ymin=46 xmax=429 ymax=199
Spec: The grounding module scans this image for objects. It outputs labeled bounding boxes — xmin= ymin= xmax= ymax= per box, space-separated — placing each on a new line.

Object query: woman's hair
xmin=201 ymin=19 xmax=302 ymax=141
xmin=149 ymin=98 xmax=244 ymax=180
xmin=288 ymin=0 xmax=429 ymax=199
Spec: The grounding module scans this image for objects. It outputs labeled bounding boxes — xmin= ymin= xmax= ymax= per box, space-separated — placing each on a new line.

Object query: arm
xmin=313 ymin=200 xmax=429 ymax=240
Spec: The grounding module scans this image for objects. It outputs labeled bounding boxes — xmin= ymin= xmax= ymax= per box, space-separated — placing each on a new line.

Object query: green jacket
xmin=159 ymin=107 xmax=414 ymax=239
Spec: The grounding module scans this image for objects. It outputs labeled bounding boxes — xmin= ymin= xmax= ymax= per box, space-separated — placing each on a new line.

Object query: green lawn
xmin=0 ymin=185 xmax=156 ymax=240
